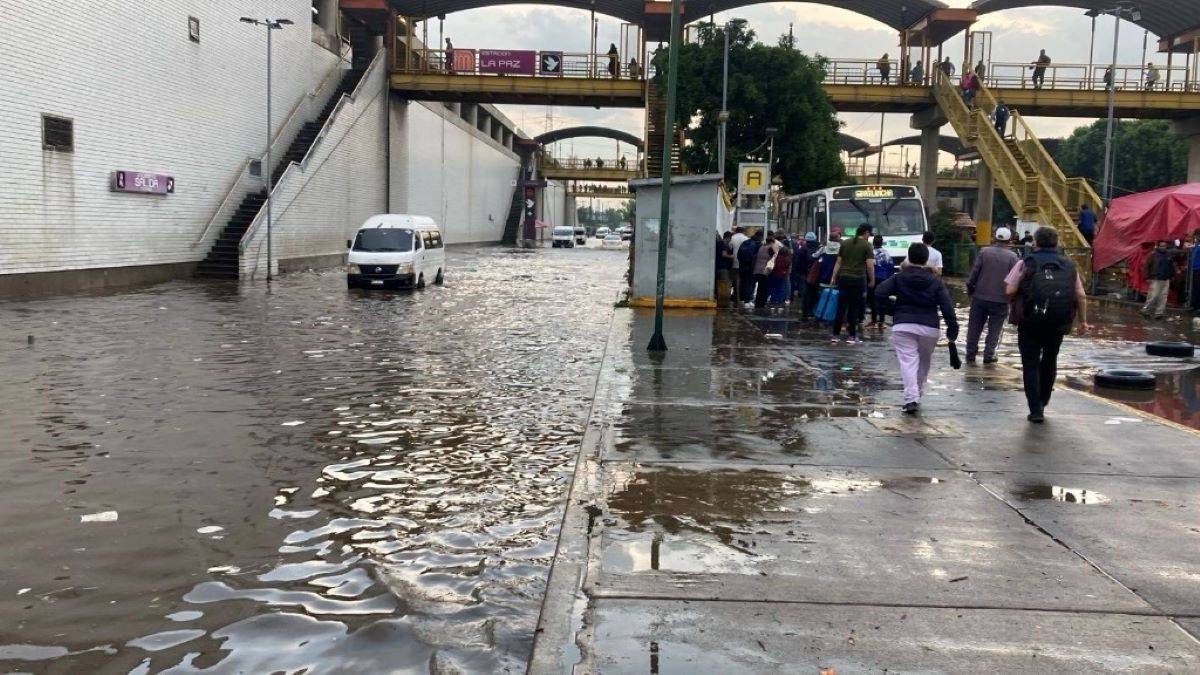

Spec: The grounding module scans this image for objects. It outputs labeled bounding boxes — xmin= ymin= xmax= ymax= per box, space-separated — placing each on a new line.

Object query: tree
xmin=655 ymin=21 xmax=846 ymax=194
xmin=1054 ymin=119 xmax=1188 ymax=197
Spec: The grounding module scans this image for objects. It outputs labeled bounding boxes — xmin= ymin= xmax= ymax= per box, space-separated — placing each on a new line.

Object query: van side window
xmin=430 ymin=232 xmax=443 ymax=249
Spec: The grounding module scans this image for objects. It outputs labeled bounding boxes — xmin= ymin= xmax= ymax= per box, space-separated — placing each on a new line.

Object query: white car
xmin=595 ymin=227 xmax=611 ymax=239
xmin=602 ymin=233 xmax=623 ymax=249
xmin=347 ymin=214 xmax=445 ymax=290
xmin=618 ymin=225 xmax=633 ymax=241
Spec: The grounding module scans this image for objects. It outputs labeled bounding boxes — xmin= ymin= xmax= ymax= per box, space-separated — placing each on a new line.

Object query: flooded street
xmin=0 ymin=245 xmax=627 ymax=673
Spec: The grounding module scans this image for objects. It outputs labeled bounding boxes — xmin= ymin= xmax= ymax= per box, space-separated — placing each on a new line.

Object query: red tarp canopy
xmin=1093 ymin=183 xmax=1200 ymax=271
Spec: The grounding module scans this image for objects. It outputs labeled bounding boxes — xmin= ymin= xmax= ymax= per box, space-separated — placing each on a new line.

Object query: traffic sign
xmin=540 ymin=51 xmax=563 ymax=76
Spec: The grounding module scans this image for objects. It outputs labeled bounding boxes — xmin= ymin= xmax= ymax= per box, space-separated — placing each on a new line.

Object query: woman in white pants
xmin=875 ymin=243 xmax=960 ymax=414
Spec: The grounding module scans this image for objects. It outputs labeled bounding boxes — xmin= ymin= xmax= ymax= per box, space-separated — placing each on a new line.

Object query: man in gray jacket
xmin=965 ymin=226 xmax=1019 ymax=364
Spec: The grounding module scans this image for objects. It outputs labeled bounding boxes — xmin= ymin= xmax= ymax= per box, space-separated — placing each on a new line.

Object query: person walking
xmin=628 ymin=58 xmax=641 ymax=80
xmin=876 ymin=243 xmax=959 ymax=414
xmin=1077 ymin=204 xmax=1096 ymax=246
xmin=993 ymin=102 xmax=1010 ymax=137
xmin=768 ymin=239 xmax=792 ymax=310
xmin=831 ymin=225 xmax=876 ymax=343
xmin=1102 ymin=65 xmax=1114 ymax=91
xmin=716 ymin=231 xmax=734 ymax=307
xmin=911 ymin=60 xmax=924 ymax=86
xmin=1146 ymin=62 xmax=1161 ymax=90
xmin=939 ymin=57 xmax=955 ymax=79
xmin=799 ymin=233 xmax=823 ymax=318
xmin=1141 ymin=240 xmax=1174 ymax=319
xmin=906 ymin=231 xmax=943 ymax=275
xmin=960 ymin=69 xmax=980 ymax=106
xmin=1005 ymin=226 xmax=1089 ymax=423
xmin=965 ymin=226 xmax=1019 ymax=364
xmin=1190 ymin=232 xmax=1200 ymax=312
xmin=736 ymin=229 xmax=761 ymax=307
xmin=869 ymin=234 xmax=896 ymax=328
xmin=974 ymin=59 xmax=987 ymax=82
xmin=1031 ymin=49 xmax=1051 ymax=89
xmin=753 ymin=233 xmax=777 ymax=309
xmin=877 ymin=53 xmax=891 ymax=84
xmin=607 ymin=43 xmax=620 ymax=78
xmin=730 ymin=226 xmax=748 ymax=303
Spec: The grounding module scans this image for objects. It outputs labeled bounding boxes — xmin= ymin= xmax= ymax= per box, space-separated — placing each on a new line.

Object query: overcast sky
xmin=437 ymin=1 xmax=1175 ymax=183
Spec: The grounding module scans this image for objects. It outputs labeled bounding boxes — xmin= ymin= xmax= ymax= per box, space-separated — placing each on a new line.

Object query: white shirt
xmin=903 ymin=245 xmax=943 ymax=274
xmin=730 ymin=232 xmax=748 ymax=270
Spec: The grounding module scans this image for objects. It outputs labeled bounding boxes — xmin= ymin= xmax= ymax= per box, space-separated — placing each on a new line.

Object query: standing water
xmin=0 ymin=245 xmax=626 ymax=672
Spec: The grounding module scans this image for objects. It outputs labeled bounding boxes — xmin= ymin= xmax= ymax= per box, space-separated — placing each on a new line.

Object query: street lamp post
xmin=240 ymin=16 xmax=294 ymax=282
xmin=1099 ymin=3 xmax=1141 ymax=212
xmin=647 ymin=0 xmax=683 ymax=353
xmin=719 ymin=22 xmax=731 ymax=181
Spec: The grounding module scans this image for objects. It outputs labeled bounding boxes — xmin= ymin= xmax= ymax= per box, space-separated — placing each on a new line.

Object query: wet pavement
xmin=0 ymin=245 xmax=628 ymax=673
xmin=531 ymin=307 xmax=1200 ymax=673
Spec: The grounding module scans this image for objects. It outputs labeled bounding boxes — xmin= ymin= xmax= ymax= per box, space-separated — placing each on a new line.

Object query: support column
xmin=911 ymin=107 xmax=947 ymax=214
xmin=1176 ymin=117 xmax=1200 ymax=184
xmin=975 ymin=162 xmax=995 ymax=245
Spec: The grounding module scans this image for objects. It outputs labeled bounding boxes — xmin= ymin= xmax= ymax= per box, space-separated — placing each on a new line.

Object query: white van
xmin=573 ymin=226 xmax=587 ymax=245
xmin=347 ymin=215 xmax=445 ymax=290
xmin=551 ymin=226 xmax=575 ymax=248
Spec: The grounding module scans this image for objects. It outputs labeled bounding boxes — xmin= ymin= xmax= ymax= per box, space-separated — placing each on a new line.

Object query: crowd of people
xmin=1130 ymin=233 xmax=1200 ymax=317
xmin=716 ymin=223 xmax=1091 ymax=424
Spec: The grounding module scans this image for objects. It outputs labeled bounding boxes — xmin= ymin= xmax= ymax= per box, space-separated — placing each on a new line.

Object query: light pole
xmin=240 ymin=16 xmax=294 ymax=282
xmin=647 ymin=0 xmax=682 ymax=353
xmin=1099 ymin=3 xmax=1141 ymax=212
xmin=718 ymin=22 xmax=731 ymax=181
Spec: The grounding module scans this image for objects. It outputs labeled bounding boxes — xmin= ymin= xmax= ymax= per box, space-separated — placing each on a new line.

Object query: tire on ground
xmin=1145 ymin=341 xmax=1195 ymax=358
xmin=1094 ymin=369 xmax=1157 ymax=390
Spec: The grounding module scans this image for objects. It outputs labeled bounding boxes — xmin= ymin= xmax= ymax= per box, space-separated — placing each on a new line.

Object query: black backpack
xmin=1019 ymin=253 xmax=1077 ymax=333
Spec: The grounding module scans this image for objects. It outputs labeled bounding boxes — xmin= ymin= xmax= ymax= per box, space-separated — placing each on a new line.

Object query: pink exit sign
xmin=112 ymin=170 xmax=175 ymax=195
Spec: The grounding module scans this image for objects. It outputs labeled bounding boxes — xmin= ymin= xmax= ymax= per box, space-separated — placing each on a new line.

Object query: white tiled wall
xmin=391 ymin=103 xmax=522 ymax=244
xmin=0 ymin=0 xmax=339 ymax=275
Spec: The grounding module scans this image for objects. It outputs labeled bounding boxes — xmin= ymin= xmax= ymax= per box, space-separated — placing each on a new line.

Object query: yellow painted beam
xmin=390 ymin=73 xmax=645 ymax=107
xmin=823 ymin=84 xmax=1200 ymax=117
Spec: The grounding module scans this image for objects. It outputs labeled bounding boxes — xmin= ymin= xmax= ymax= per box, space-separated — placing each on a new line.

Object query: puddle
xmin=1012 ymin=484 xmax=1111 ymax=505
xmin=601 ymin=535 xmax=767 ymax=574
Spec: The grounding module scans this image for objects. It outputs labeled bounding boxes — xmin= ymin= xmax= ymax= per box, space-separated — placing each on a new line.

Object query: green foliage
xmin=654 ymin=21 xmax=846 ymax=194
xmin=928 ymin=206 xmax=957 ymax=247
xmin=1053 ymin=119 xmax=1188 ymax=196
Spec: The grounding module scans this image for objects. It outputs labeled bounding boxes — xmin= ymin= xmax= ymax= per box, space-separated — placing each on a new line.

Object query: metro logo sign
xmin=450 ymin=49 xmax=475 ymax=72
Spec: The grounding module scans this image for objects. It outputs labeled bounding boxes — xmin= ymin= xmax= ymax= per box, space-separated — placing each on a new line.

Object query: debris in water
xmin=197 ymin=526 xmax=224 ymax=535
xmin=281 ymin=420 xmax=306 ymax=427
xmin=81 ymin=511 xmax=119 ymax=523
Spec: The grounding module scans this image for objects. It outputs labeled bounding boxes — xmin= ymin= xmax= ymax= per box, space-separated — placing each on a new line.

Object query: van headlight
xmin=398 ymin=263 xmax=414 ymax=274
xmin=348 ymin=264 xmax=363 ymax=274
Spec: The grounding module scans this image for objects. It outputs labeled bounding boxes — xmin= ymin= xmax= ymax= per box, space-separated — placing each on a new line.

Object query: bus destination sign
xmin=832 ymin=186 xmax=916 ymax=200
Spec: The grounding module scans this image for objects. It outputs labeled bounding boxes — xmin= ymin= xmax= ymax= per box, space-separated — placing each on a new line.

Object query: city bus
xmin=779 ymin=185 xmax=929 ymax=262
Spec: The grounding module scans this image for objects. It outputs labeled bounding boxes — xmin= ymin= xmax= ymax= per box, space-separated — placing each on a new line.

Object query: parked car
xmin=595 ymin=227 xmax=611 ymax=239
xmin=551 ymin=226 xmax=575 ymax=248
xmin=347 ymin=214 xmax=445 ymax=290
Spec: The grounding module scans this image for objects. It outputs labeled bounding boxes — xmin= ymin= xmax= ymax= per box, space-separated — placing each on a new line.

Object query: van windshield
xmin=354 ymin=228 xmax=414 ymax=252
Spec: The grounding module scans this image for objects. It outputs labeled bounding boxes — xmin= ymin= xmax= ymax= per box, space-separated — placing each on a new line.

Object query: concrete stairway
xmin=196 ymin=67 xmax=366 ymax=280
xmin=645 ymin=84 xmax=682 ymax=177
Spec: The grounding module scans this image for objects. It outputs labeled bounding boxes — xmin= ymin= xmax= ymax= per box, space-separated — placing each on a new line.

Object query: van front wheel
xmin=416 ymin=274 xmax=426 ymax=290
xmin=434 ymin=269 xmax=444 ymax=285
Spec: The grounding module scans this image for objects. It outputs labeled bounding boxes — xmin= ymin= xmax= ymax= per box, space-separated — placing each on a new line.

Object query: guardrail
xmin=193 ymin=39 xmax=351 ymax=249
xmin=395 ymin=45 xmax=646 ymax=80
xmin=823 ymin=57 xmax=1199 ymax=92
xmin=545 ymin=157 xmax=637 ymax=171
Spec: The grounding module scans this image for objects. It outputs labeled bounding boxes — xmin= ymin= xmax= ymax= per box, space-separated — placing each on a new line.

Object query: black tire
xmin=416 ymin=274 xmax=426 ymax=290
xmin=1145 ymin=341 xmax=1195 ymax=358
xmin=434 ymin=269 xmax=444 ymax=285
xmin=1094 ymin=369 xmax=1157 ymax=390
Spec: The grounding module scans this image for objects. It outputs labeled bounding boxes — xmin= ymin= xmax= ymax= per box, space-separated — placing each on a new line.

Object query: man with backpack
xmin=736 ymin=229 xmax=762 ymax=307
xmin=1005 ymin=226 xmax=1090 ymax=423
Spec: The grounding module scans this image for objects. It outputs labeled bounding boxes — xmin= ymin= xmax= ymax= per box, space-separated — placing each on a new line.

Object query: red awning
xmin=1092 ymin=183 xmax=1200 ymax=271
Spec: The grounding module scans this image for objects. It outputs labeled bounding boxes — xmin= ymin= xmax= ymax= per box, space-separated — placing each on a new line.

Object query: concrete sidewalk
xmin=530 ymin=308 xmax=1200 ymax=673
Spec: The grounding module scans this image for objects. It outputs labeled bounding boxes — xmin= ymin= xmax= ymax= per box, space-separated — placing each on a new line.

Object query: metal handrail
xmin=191 ymin=41 xmax=351 ymax=249
xmin=984 ymin=61 xmax=1192 ymax=91
xmin=239 ymin=48 xmax=387 ymax=255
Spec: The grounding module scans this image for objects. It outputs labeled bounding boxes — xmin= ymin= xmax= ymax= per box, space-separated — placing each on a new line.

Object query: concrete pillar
xmin=319 ymin=0 xmax=338 ymax=39
xmin=462 ymin=103 xmax=477 ymax=127
xmin=1176 ymin=117 xmax=1200 ymax=184
xmin=975 ymin=162 xmax=995 ymax=245
xmin=911 ymin=107 xmax=947 ymax=215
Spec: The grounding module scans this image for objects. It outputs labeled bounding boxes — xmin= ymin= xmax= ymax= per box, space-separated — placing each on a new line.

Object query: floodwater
xmin=0 ymin=245 xmax=627 ymax=673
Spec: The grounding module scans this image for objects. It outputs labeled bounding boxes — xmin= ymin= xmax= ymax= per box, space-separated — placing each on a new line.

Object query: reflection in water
xmin=0 ymin=246 xmax=625 ymax=672
xmin=1013 ymin=484 xmax=1111 ymax=505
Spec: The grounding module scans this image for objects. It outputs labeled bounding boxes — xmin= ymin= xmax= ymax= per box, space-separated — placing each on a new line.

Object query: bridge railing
xmin=984 ymin=62 xmax=1193 ymax=92
xmin=395 ymin=45 xmax=645 ymax=80
xmin=547 ymin=157 xmax=637 ymax=172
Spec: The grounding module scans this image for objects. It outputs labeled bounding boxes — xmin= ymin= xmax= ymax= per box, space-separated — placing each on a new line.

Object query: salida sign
xmin=479 ymin=50 xmax=535 ymax=75
xmin=112 ymin=170 xmax=174 ymax=195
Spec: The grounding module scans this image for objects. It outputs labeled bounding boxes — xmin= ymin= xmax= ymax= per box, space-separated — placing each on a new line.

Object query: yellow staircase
xmin=931 ymin=73 xmax=1096 ymax=270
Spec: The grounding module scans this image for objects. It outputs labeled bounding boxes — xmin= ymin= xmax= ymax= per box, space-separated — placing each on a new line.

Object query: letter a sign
xmin=738 ymin=163 xmax=771 ymax=197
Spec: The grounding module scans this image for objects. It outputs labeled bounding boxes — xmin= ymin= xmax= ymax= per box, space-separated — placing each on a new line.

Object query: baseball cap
xmin=805 ymin=232 xmax=817 ymax=242
xmin=994 ymin=227 xmax=1012 ymax=241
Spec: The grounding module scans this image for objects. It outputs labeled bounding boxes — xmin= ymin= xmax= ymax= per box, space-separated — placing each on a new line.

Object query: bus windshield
xmin=828 ymin=198 xmax=926 ymax=236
